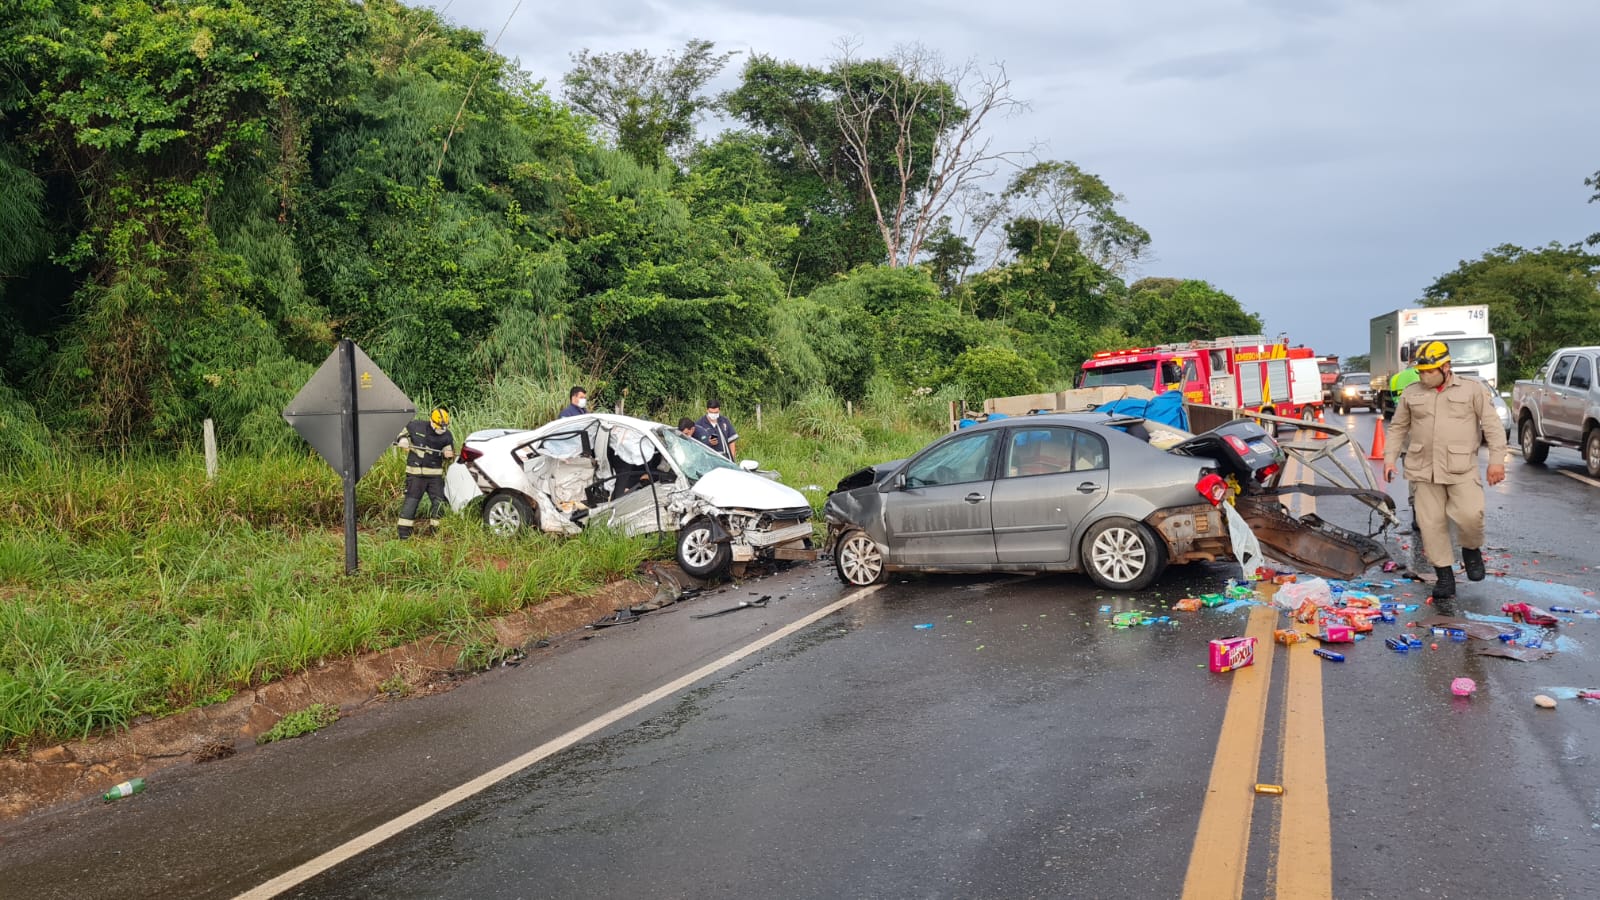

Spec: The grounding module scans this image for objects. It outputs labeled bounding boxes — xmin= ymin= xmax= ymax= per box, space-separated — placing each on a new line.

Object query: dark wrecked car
xmin=824 ymin=413 xmax=1387 ymax=590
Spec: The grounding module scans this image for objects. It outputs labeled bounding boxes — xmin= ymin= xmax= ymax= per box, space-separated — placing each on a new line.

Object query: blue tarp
xmin=1094 ymin=391 xmax=1188 ymax=430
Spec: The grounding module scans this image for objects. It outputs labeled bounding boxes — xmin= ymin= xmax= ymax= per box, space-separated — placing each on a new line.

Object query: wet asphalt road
xmin=3 ymin=411 xmax=1599 ymax=899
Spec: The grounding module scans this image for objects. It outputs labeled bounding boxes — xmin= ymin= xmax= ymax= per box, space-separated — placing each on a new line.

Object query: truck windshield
xmin=1443 ymin=338 xmax=1496 ymax=367
xmin=1080 ymin=362 xmax=1157 ymax=388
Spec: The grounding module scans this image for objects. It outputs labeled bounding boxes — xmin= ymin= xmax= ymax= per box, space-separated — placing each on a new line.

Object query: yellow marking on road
xmin=1180 ymin=601 xmax=1278 ymax=900
xmin=1276 ymin=454 xmax=1333 ymax=899
xmin=235 ymin=584 xmax=885 ymax=900
xmin=1558 ymin=469 xmax=1600 ymax=488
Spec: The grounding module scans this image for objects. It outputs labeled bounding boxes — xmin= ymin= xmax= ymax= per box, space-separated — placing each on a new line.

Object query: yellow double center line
xmin=1181 ymin=454 xmax=1333 ymax=899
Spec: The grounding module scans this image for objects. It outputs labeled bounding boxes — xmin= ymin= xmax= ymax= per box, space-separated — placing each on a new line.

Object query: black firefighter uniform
xmin=397 ymin=418 xmax=456 ymax=537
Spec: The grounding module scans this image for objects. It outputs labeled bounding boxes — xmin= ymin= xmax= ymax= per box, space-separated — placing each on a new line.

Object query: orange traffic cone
xmin=1314 ymin=406 xmax=1330 ymax=440
xmin=1367 ymin=418 xmax=1386 ymax=460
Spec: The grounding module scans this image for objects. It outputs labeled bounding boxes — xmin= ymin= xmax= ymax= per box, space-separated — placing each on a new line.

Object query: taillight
xmin=459 ymin=445 xmax=483 ymax=462
xmin=1196 ymin=473 xmax=1228 ymax=506
xmin=1225 ymin=435 xmax=1252 ymax=457
xmin=1256 ymin=463 xmax=1280 ymax=482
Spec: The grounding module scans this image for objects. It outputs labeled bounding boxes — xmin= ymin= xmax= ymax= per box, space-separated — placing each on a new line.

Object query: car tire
xmin=1081 ymin=518 xmax=1167 ymax=592
xmin=676 ymin=517 xmax=731 ymax=579
xmin=481 ymin=492 xmax=535 ymax=536
xmin=1519 ymin=418 xmax=1549 ymax=465
xmin=1300 ymin=406 xmax=1317 ymax=423
xmin=1586 ymin=429 xmax=1600 ymax=479
xmin=833 ymin=529 xmax=887 ymax=586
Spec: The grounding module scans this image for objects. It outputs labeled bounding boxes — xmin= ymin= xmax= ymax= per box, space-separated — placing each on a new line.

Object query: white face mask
xmin=707 ymin=411 xmax=720 ymax=421
xmin=575 ymin=397 xmax=587 ymax=409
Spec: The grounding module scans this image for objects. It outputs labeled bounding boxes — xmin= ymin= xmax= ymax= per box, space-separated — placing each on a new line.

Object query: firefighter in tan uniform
xmin=396 ymin=408 xmax=456 ymax=539
xmin=1382 ymin=341 xmax=1508 ymax=600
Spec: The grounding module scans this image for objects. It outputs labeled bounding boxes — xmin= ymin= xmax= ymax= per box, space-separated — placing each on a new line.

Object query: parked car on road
xmin=445 ymin=413 xmax=815 ymax=578
xmin=1329 ymin=372 xmax=1374 ymax=414
xmin=1512 ymin=346 xmax=1600 ymax=477
xmin=823 ymin=414 xmax=1289 ymax=591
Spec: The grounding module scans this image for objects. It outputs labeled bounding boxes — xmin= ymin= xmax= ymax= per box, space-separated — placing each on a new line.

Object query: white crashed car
xmin=445 ymin=413 xmax=816 ymax=578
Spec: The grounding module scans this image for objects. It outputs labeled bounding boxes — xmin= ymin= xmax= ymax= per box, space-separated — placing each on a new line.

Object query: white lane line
xmin=235 ymin=584 xmax=884 ymax=900
xmin=1559 ymin=469 xmax=1600 ymax=488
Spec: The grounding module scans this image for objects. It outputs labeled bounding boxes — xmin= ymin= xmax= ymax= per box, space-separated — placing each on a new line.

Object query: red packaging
xmin=1209 ymin=636 xmax=1258 ymax=673
xmin=1294 ymin=600 xmax=1321 ymax=624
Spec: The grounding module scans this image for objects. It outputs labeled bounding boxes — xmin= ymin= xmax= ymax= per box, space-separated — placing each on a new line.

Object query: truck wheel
xmin=676 ymin=518 xmax=731 ymax=579
xmin=482 ymin=493 xmax=535 ymax=536
xmin=1300 ymin=406 xmax=1317 ymax=423
xmin=1519 ymin=418 xmax=1549 ymax=465
xmin=1586 ymin=429 xmax=1600 ymax=479
xmin=1081 ymin=518 xmax=1167 ymax=592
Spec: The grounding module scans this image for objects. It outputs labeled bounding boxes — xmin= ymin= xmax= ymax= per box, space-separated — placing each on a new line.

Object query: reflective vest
xmin=400 ymin=419 xmax=455 ymax=476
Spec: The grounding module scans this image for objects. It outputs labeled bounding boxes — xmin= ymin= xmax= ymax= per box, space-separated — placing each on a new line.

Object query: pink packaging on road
xmin=1321 ymin=624 xmax=1354 ymax=643
xmin=1208 ymin=636 xmax=1257 ymax=673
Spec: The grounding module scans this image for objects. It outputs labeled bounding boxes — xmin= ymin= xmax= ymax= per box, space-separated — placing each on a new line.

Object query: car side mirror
xmin=893 ymin=472 xmax=907 ymax=490
xmin=739 ymin=458 xmax=759 ymax=471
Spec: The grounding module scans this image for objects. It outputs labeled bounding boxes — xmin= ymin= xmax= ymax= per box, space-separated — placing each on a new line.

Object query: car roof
xmin=958 ymin=412 xmax=1128 ymax=433
xmin=465 ymin=412 xmax=671 ymax=443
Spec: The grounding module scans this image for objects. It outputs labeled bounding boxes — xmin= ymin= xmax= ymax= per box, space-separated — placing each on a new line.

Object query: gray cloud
xmin=435 ymin=0 xmax=1600 ymax=357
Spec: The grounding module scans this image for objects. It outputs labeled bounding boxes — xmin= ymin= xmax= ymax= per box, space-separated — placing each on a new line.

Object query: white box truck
xmin=1369 ymin=305 xmax=1499 ymax=415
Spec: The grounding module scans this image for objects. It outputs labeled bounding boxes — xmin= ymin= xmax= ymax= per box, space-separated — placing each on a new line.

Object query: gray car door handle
xmin=965 ymin=492 xmax=985 ymax=503
xmin=1077 ymin=482 xmax=1099 ymax=494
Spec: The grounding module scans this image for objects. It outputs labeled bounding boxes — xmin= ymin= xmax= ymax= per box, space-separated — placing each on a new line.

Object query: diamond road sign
xmin=283 ymin=342 xmax=415 ymax=481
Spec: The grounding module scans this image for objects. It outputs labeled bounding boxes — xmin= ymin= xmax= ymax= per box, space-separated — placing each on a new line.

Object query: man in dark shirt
xmin=694 ymin=401 xmax=739 ymax=460
xmin=396 ymin=408 xmax=456 ymax=538
xmin=558 ymin=386 xmax=588 ymax=418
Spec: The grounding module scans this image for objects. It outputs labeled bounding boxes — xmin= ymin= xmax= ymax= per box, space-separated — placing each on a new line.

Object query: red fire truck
xmin=1078 ymin=336 xmax=1325 ymax=420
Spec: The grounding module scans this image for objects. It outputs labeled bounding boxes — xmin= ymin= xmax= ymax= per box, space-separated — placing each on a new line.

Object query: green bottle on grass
xmin=102 ymin=778 xmax=146 ymax=801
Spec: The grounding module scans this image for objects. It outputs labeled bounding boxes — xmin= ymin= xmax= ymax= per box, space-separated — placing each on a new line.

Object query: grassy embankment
xmin=0 ymin=389 xmax=945 ymax=752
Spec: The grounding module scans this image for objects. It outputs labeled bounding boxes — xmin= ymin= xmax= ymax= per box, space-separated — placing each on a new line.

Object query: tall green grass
xmin=0 ymin=394 xmax=940 ymax=752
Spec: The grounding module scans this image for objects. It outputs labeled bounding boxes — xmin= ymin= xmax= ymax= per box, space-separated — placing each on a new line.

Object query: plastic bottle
xmin=1312 ymin=649 xmax=1345 ymax=662
xmin=103 ymin=778 xmax=146 ymax=802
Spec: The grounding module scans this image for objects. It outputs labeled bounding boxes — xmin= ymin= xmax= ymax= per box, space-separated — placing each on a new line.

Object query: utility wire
xmin=434 ymin=0 xmax=524 ymax=178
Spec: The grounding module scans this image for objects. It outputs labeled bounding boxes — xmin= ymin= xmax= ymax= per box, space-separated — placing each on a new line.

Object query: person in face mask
xmin=559 ymin=386 xmax=589 ymax=418
xmin=694 ymin=400 xmax=739 ymax=460
xmin=1381 ymin=341 xmax=1509 ymax=602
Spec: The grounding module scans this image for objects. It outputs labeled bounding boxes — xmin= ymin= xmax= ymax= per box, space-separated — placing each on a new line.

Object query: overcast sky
xmin=429 ymin=0 xmax=1599 ymax=358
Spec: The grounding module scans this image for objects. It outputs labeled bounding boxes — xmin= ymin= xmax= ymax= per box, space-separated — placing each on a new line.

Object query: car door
xmin=1558 ymin=355 xmax=1593 ymax=443
xmin=883 ymin=430 xmax=999 ymax=567
xmin=990 ymin=426 xmax=1110 ymax=564
xmin=1545 ymin=354 xmax=1576 ymax=442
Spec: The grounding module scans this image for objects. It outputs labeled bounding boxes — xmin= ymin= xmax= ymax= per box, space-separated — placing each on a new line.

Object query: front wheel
xmin=834 ymin=529 xmax=887 ymax=586
xmin=481 ymin=493 xmax=534 ymax=536
xmin=1300 ymin=406 xmax=1317 ymax=423
xmin=676 ymin=518 xmax=731 ymax=579
xmin=1585 ymin=429 xmax=1600 ymax=479
xmin=1081 ymin=518 xmax=1167 ymax=592
xmin=1520 ymin=418 xmax=1550 ymax=465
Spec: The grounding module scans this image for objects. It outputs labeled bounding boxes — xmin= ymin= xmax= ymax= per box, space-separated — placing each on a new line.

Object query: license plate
xmin=1249 ymin=440 xmax=1274 ymax=454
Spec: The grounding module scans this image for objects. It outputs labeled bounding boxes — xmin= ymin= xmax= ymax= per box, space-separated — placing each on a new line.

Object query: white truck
xmin=1369 ymin=305 xmax=1499 ymax=415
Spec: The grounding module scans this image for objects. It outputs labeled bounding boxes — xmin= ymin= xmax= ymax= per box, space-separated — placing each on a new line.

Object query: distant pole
xmin=339 ymin=339 xmax=359 ymax=575
xmin=203 ymin=419 xmax=218 ymax=481
xmin=846 ymin=400 xmax=854 ymax=417
xmin=755 ymin=402 xmax=762 ymax=430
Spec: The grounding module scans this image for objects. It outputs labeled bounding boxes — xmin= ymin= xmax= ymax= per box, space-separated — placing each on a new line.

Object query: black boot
xmin=1462 ymin=547 xmax=1485 ymax=582
xmin=1432 ymin=565 xmax=1456 ymax=600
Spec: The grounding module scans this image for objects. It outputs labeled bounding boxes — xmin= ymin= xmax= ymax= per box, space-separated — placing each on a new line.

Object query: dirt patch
xmin=0 ymin=573 xmax=671 ymax=823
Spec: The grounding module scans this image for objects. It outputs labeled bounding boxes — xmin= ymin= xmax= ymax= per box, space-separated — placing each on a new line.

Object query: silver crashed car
xmin=824 ymin=413 xmax=1251 ymax=591
xmin=445 ymin=413 xmax=815 ymax=578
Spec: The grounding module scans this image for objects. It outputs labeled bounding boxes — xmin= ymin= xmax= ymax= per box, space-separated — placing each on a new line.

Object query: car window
xmin=659 ymin=427 xmax=739 ymax=481
xmin=1551 ymin=355 xmax=1574 ymax=386
xmin=1071 ymin=430 xmax=1108 ymax=471
xmin=1569 ymin=356 xmax=1593 ymax=392
xmin=905 ymin=432 xmax=996 ymax=487
xmin=1182 ymin=359 xmax=1201 ymax=383
xmin=1006 ymin=428 xmax=1074 ymax=477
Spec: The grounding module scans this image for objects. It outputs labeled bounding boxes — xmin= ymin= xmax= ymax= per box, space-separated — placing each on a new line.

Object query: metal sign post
xmin=284 ymin=340 xmax=416 ymax=575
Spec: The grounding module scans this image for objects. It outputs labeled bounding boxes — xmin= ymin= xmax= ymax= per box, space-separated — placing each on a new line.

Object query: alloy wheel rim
xmin=840 ymin=534 xmax=882 ymax=584
xmin=682 ymin=527 xmax=717 ymax=567
xmin=487 ymin=502 xmax=521 ymax=535
xmin=1588 ymin=434 xmax=1600 ymax=470
xmin=1091 ymin=527 xmax=1147 ymax=584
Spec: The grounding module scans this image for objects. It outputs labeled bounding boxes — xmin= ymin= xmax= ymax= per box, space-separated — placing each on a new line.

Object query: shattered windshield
xmin=659 ymin=428 xmax=740 ymax=481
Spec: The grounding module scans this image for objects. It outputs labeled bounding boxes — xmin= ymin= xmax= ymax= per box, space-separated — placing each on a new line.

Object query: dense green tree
xmin=1122 ymin=278 xmax=1263 ymax=345
xmin=562 ymin=39 xmax=735 ymax=169
xmin=1423 ymin=243 xmax=1600 ymax=381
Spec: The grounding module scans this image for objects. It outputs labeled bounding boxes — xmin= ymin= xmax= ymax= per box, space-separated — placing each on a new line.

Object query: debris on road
xmin=1534 ymin=694 xmax=1557 ymax=708
xmin=1451 ymin=677 xmax=1478 ymax=697
xmin=1254 ymin=784 xmax=1286 ymax=795
xmin=1209 ymin=636 xmax=1257 ymax=673
xmin=691 ymin=596 xmax=771 ymax=619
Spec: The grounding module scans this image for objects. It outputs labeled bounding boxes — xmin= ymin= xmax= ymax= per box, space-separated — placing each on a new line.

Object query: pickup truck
xmin=1512 ymin=346 xmax=1600 ymax=478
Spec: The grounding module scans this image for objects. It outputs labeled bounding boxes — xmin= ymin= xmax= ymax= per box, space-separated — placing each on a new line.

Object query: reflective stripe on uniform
xmin=398 ymin=517 xmax=415 ymax=526
xmin=405 ymin=466 xmax=445 ymax=476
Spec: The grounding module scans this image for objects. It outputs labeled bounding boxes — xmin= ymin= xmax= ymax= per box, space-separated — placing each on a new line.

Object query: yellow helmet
xmin=1414 ymin=340 xmax=1451 ymax=371
xmin=430 ymin=408 xmax=451 ymax=429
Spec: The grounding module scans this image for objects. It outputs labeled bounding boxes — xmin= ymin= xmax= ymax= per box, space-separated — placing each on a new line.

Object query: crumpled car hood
xmin=692 ymin=467 xmax=808 ymax=510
